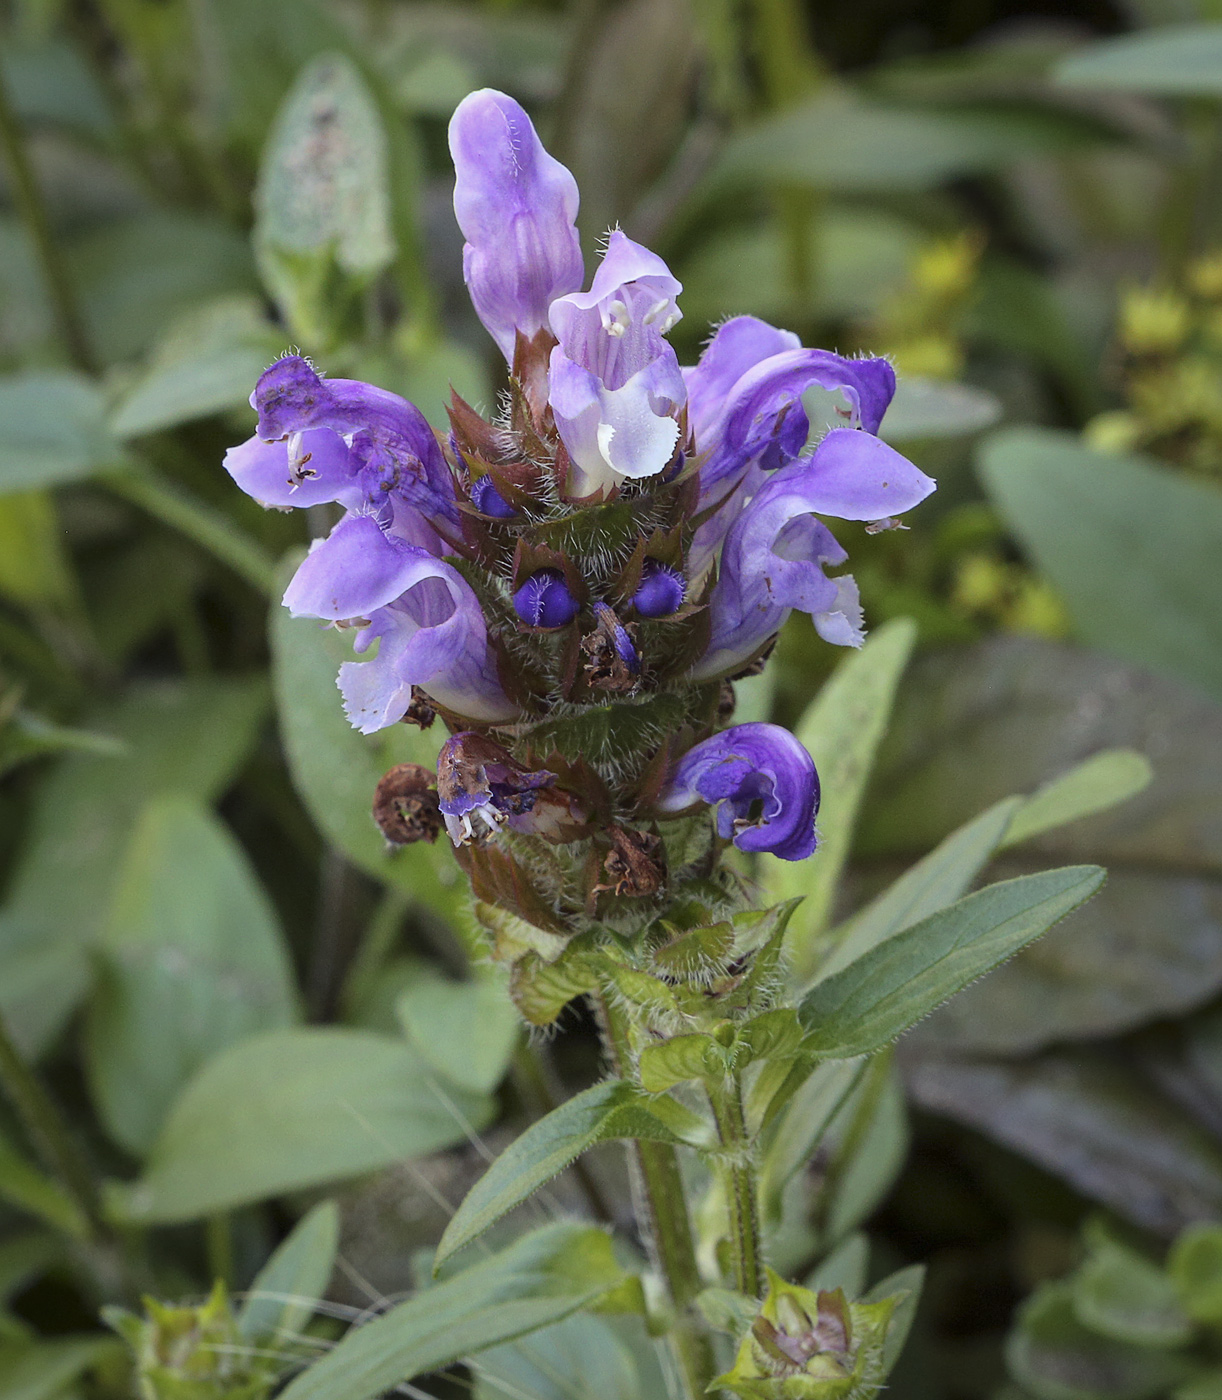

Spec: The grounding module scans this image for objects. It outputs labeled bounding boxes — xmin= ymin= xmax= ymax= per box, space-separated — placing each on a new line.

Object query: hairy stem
xmin=709 ymin=1073 xmax=763 ymax=1298
xmin=0 ymin=46 xmax=97 ymax=373
xmin=594 ymin=995 xmax=717 ymax=1400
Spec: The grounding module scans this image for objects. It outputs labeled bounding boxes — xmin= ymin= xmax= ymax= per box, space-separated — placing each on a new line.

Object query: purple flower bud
xmin=513 ymin=569 xmax=580 ymax=628
xmin=449 ymin=90 xmax=584 ymax=361
xmin=631 ymin=560 xmax=685 ymax=617
xmin=437 ymin=732 xmax=560 ymax=845
xmin=593 ymin=602 xmax=639 ymax=674
xmin=469 ymin=474 xmax=517 ymax=519
xmin=658 ymin=723 xmax=819 ymax=861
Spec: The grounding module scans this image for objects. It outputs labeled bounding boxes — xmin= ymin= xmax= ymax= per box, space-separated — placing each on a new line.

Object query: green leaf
xmin=396 ymin=966 xmax=519 ymax=1095
xmin=0 ymin=1234 xmax=61 ymax=1308
xmin=239 ymin=1200 xmax=339 ymax=1345
xmin=0 ymin=373 xmax=121 ymax=494
xmin=0 ymin=1130 xmax=88 ymax=1238
xmin=865 ymin=1264 xmax=926 ymax=1373
xmin=109 ymin=296 xmax=283 ymax=439
xmin=115 ymin=1027 xmax=492 ymax=1223
xmin=256 ymin=52 xmax=395 ymax=345
xmin=435 ymin=1080 xmax=684 ymax=1268
xmin=84 ymin=796 xmax=297 ymax=1156
xmin=816 ymin=799 xmax=1021 ymax=987
xmin=1073 ymin=1236 xmax=1191 ymax=1348
xmin=1169 ymin=1225 xmax=1222 ymax=1325
xmin=760 ymin=1058 xmax=868 ymax=1219
xmin=861 ymin=637 xmax=1222 ymax=1055
xmin=979 ymin=429 xmax=1222 ymax=705
xmin=712 ymin=94 xmax=1118 ymax=194
xmin=1002 ymin=750 xmax=1153 ymax=849
xmin=1007 ymin=1280 xmax=1190 ymax=1400
xmin=799 ymin=866 xmax=1105 ymax=1059
xmin=1056 ymin=24 xmax=1222 ymax=98
xmin=471 ymin=1313 xmax=642 ymax=1400
xmin=637 ymin=1034 xmax=719 ymax=1092
xmin=279 ymin=1223 xmax=627 ymax=1400
xmin=0 ymin=677 xmax=268 ymax=1057
xmin=0 ymin=492 xmax=75 ymax=608
xmin=763 ymin=617 xmax=917 ymax=984
xmin=807 ymin=1232 xmax=870 ymax=1296
xmin=0 ymin=1337 xmax=118 ymax=1400
xmin=68 ymin=211 xmax=257 ymax=365
xmin=270 ymin=557 xmax=467 ymax=928
xmin=879 ymin=377 xmax=1002 ymax=442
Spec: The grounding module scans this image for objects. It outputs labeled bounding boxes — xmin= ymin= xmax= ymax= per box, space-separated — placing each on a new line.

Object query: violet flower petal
xmin=513 ymin=569 xmax=580 ymax=628
xmin=682 ymin=316 xmax=801 ymax=445
xmin=658 ymin=722 xmax=819 ymax=861
xmin=224 ymin=429 xmax=356 ymax=510
xmin=632 ymin=560 xmax=685 ymax=617
xmin=283 ymin=513 xmax=429 ymax=621
xmin=449 ymin=89 xmax=584 ymax=361
xmin=253 ymin=355 xmax=458 ymax=530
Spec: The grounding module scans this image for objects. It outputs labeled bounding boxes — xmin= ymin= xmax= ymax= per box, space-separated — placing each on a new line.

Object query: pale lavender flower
xmin=658 ymin=722 xmax=820 ymax=861
xmin=548 ymin=230 xmax=687 ymax=498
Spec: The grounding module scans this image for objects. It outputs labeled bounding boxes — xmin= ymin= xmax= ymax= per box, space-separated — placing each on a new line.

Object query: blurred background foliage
xmin=0 ymin=0 xmax=1219 ymax=1397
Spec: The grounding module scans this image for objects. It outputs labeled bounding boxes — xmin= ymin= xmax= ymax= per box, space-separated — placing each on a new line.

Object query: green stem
xmin=0 ymin=1007 xmax=104 ymax=1239
xmin=595 ymin=995 xmax=717 ymax=1400
xmin=709 ymin=1074 xmax=763 ymax=1298
xmin=0 ymin=45 xmax=97 ymax=373
xmin=104 ymin=468 xmax=277 ymax=597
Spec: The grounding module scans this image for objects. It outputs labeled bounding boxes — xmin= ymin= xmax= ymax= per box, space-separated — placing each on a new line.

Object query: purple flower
xmin=692 ymin=432 xmax=935 ymax=681
xmin=632 ymin=560 xmax=685 ymax=618
xmin=228 ymin=355 xmax=460 ymax=537
xmin=513 ymin=569 xmax=581 ymax=628
xmin=548 ymin=231 xmax=687 ymax=499
xmin=283 ymin=514 xmax=514 ymax=731
xmin=450 ymin=89 xmax=584 ymax=361
xmin=658 ymin=723 xmax=819 ymax=861
xmin=469 ymin=474 xmax=518 ymax=519
xmin=437 ymin=732 xmax=563 ymax=845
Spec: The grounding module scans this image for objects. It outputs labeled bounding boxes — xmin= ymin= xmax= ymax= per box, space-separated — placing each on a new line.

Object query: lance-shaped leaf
xmin=763 ymin=618 xmax=916 ymax=984
xmin=798 ymin=866 xmax=1106 ymax=1059
xmin=279 ymin=1223 xmax=627 ymax=1400
xmin=239 ymin=1200 xmax=339 ymax=1345
xmin=435 ymin=1080 xmax=699 ymax=1268
xmin=760 ymin=1058 xmax=868 ymax=1220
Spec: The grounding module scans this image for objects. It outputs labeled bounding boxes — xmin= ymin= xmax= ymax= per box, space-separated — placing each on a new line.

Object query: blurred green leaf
xmin=799 ymin=866 xmax=1105 ymax=1059
xmin=0 ymin=707 xmax=126 ymax=779
xmin=1057 ymin=24 xmax=1222 ymax=98
xmin=864 ymin=638 xmax=1222 ymax=1055
xmin=116 ymin=1027 xmax=492 ymax=1223
xmin=279 ymin=1223 xmax=628 ymax=1400
xmin=0 ymin=1336 xmax=119 ymax=1400
xmin=256 ymin=52 xmax=394 ymax=346
xmin=0 ymin=372 xmax=121 ymax=494
xmin=109 ymin=295 xmax=283 ymax=439
xmin=84 ymin=795 xmax=297 ymax=1156
xmin=1 ymin=40 xmax=112 ymax=134
xmin=435 ymin=1080 xmax=686 ymax=1268
xmin=822 ymin=1059 xmax=910 ymax=1246
xmin=0 ymin=1130 xmax=87 ymax=1237
xmin=68 ymin=212 xmax=257 ymax=365
xmin=1169 ymin=1225 xmax=1222 ymax=1324
xmin=980 ymin=429 xmax=1222 ymax=705
xmin=239 ymin=1199 xmax=339 ymax=1344
xmin=0 ymin=676 xmax=268 ymax=1057
xmin=807 ymin=1231 xmax=871 ymax=1296
xmin=0 ymin=1234 xmax=61 ymax=1309
xmin=910 ymin=1050 xmax=1222 ymax=1236
xmin=396 ymin=966 xmax=519 ymax=1095
xmin=760 ymin=1058 xmax=867 ymax=1218
xmin=765 ymin=617 xmax=917 ymax=985
xmin=472 ymin=1313 xmax=643 ymax=1400
xmin=1008 ymin=1279 xmax=1190 ymax=1400
xmin=866 ymin=1264 xmax=926 ymax=1372
xmin=1004 ymin=750 xmax=1153 ymax=849
xmin=712 ymin=93 xmax=1119 ymax=194
xmin=271 ymin=559 xmax=466 ymax=927
xmin=1073 ymin=1235 xmax=1191 ymax=1347
xmin=0 ymin=491 xmax=75 ymax=608
xmin=879 ymin=377 xmax=1002 ymax=443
